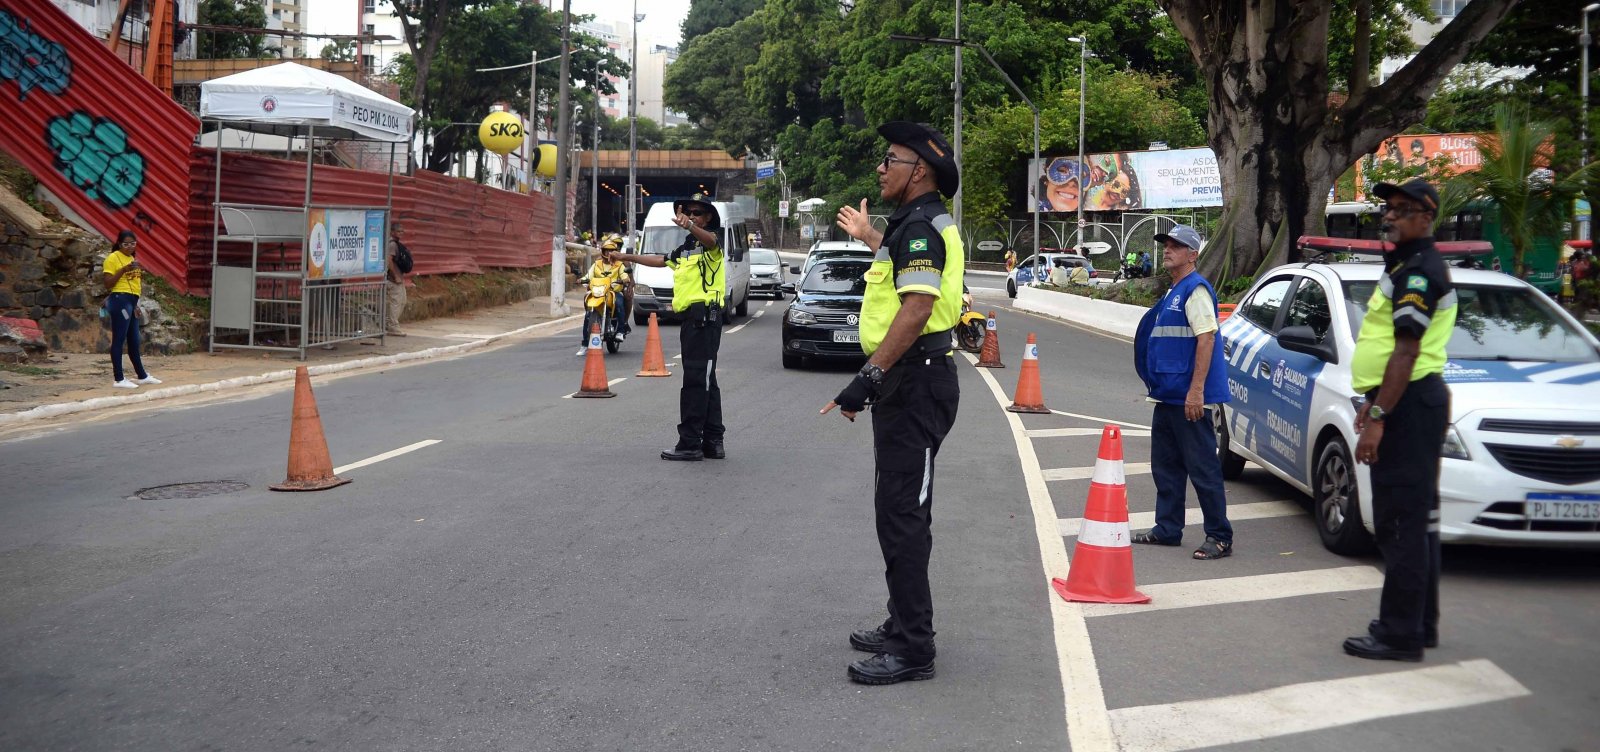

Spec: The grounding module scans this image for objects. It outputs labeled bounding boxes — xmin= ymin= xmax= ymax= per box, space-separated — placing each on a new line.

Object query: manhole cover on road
xmin=134 ymin=481 xmax=250 ymax=500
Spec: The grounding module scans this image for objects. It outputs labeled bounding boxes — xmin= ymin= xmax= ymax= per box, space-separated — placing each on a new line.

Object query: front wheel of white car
xmin=1313 ymin=437 xmax=1375 ymax=556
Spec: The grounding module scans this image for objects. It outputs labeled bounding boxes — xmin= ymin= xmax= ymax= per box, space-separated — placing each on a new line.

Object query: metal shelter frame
xmin=206 ymin=121 xmax=400 ymax=360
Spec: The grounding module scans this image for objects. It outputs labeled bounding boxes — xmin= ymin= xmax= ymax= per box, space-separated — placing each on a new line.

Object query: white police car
xmin=1216 ymin=239 xmax=1600 ymax=554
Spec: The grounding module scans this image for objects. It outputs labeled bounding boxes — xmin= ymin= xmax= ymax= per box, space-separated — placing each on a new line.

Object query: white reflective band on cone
xmin=590 ymin=335 xmax=601 ymax=349
xmin=1091 ymin=457 xmax=1125 ymax=485
xmin=1077 ymin=518 xmax=1131 ymax=548
xmin=1025 ymin=344 xmax=1039 ymax=359
xmin=987 ymin=318 xmax=997 ymax=330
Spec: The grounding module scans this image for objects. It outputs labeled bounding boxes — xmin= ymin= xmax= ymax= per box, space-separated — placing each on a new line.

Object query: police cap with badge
xmin=877 ymin=121 xmax=960 ymax=198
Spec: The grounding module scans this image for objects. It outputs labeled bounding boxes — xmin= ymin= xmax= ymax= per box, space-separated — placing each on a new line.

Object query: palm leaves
xmin=1445 ymin=103 xmax=1600 ymax=276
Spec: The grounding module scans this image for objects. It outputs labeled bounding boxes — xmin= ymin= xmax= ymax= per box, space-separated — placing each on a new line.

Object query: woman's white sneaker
xmin=135 ymin=375 xmax=163 ymax=385
xmin=112 ymin=380 xmax=139 ymax=389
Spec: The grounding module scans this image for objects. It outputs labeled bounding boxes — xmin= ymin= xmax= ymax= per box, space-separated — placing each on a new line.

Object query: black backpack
xmin=394 ymin=238 xmax=414 ymax=274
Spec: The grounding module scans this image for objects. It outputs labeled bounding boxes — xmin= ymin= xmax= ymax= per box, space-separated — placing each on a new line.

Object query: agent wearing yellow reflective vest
xmin=605 ymin=193 xmax=728 ymax=462
xmin=825 ymin=121 xmax=963 ymax=686
xmin=1343 ymin=178 xmax=1456 ymax=663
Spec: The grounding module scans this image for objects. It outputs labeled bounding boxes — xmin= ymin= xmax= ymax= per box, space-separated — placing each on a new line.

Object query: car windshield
xmin=1343 ymin=281 xmax=1599 ymax=363
xmin=802 ymin=261 xmax=870 ymax=295
xmin=749 ymin=249 xmax=780 ymax=265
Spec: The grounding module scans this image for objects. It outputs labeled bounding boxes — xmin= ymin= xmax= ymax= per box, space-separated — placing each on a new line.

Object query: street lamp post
xmin=627 ymin=1 xmax=643 ymax=252
xmin=952 ymin=0 xmax=962 ymax=246
xmin=591 ymin=61 xmax=600 ymax=244
xmin=1068 ymin=36 xmax=1088 ymax=250
xmin=888 ymin=35 xmax=1040 ymax=265
xmin=1583 ymin=4 xmax=1599 ymax=239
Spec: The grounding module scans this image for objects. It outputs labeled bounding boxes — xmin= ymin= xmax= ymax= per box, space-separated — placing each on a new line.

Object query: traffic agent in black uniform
xmin=605 ymin=193 xmax=728 ymax=462
xmin=825 ymin=122 xmax=964 ymax=686
xmin=1343 ymin=178 xmax=1457 ymax=662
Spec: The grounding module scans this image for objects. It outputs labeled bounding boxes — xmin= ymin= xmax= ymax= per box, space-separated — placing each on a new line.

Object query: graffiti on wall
xmin=0 ymin=9 xmax=71 ymax=100
xmin=46 ymin=112 xmax=146 ymax=209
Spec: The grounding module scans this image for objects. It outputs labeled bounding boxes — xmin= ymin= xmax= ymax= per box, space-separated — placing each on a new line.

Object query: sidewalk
xmin=0 ymin=291 xmax=586 ymax=426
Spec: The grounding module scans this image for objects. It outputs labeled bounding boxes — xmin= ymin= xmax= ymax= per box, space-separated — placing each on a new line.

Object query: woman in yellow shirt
xmin=101 ymin=230 xmax=160 ymax=389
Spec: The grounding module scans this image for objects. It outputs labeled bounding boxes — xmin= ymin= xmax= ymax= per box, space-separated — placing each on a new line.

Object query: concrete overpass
xmin=576 ymin=150 xmax=757 ymax=235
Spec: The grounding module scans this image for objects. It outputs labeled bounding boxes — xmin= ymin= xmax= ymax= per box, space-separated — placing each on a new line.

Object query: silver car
xmin=748 ymin=248 xmax=785 ymax=298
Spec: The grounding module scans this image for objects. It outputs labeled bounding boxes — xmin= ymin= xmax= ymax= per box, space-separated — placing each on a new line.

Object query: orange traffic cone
xmin=574 ymin=323 xmax=616 ymax=398
xmin=1052 ymin=425 xmax=1150 ymax=604
xmin=975 ymin=310 xmax=1005 ymax=368
xmin=270 ymin=366 xmax=351 ymax=492
xmin=636 ymin=312 xmax=671 ymax=377
xmin=1006 ymin=333 xmax=1048 ymax=414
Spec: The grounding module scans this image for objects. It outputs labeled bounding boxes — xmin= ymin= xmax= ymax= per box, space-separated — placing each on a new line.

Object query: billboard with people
xmin=1353 ymin=133 xmax=1485 ymax=200
xmin=1030 ymin=147 xmax=1223 ymax=213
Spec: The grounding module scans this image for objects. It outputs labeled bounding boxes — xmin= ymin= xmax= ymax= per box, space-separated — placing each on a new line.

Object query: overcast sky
xmin=306 ymin=1 xmax=691 ymax=51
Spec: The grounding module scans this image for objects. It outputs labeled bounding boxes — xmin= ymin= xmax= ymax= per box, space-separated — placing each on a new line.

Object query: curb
xmin=1012 ymin=285 xmax=1147 ymax=339
xmin=0 ymin=313 xmax=584 ymax=427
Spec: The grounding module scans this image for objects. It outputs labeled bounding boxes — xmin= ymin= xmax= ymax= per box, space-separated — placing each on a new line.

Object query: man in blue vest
xmin=1131 ymin=225 xmax=1235 ymax=560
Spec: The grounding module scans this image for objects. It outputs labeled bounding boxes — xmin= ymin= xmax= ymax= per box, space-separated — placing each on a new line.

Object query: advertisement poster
xmin=1031 ymin=147 xmax=1223 ymax=213
xmin=307 ymin=208 xmax=388 ymax=279
xmin=1353 ymin=132 xmax=1484 ymax=200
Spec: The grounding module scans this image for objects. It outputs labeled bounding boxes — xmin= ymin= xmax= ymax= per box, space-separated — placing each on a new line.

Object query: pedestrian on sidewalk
xmin=101 ymin=230 xmax=160 ymax=389
xmin=604 ymin=193 xmax=727 ymax=462
xmin=1343 ymin=178 xmax=1456 ymax=663
xmin=826 ymin=121 xmax=964 ymax=686
xmin=1130 ymin=224 xmax=1233 ymax=560
xmin=386 ymin=222 xmax=411 ymax=337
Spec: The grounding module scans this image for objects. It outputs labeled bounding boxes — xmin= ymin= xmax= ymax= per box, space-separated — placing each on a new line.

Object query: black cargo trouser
xmin=1367 ymin=373 xmax=1450 ymax=651
xmin=676 ymin=303 xmax=724 ymax=449
xmin=870 ymin=355 xmax=960 ymax=662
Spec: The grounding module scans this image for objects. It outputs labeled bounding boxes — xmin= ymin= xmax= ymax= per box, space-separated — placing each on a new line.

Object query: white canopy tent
xmin=199 ymin=62 xmax=416 ymax=359
xmin=200 ymin=61 xmax=414 ymax=142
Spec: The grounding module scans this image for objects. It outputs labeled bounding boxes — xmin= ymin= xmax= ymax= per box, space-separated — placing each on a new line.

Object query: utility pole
xmin=591 ymin=61 xmax=600 ymax=243
xmin=952 ymin=0 xmax=963 ymax=255
xmin=1070 ymin=36 xmax=1088 ymax=249
xmin=550 ymin=0 xmax=573 ymax=316
xmin=627 ymin=0 xmax=642 ymax=251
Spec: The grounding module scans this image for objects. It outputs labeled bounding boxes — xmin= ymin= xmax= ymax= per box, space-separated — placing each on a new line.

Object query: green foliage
xmin=1445 ymin=103 xmax=1600 ymax=277
xmin=961 ymin=69 xmax=1204 ymax=226
xmin=758 ymin=119 xmax=883 ymax=215
xmin=599 ymin=117 xmax=664 ymax=150
xmin=196 ymin=0 xmax=272 ymax=59
xmin=1325 ymin=0 xmax=1428 ymax=89
xmin=665 ymin=14 xmax=774 ymax=155
xmin=682 ymin=0 xmax=765 ymax=45
xmin=320 ymin=39 xmax=357 ymax=63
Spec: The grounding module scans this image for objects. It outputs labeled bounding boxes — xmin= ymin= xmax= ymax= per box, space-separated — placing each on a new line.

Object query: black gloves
xmin=833 ymin=374 xmax=878 ymax=413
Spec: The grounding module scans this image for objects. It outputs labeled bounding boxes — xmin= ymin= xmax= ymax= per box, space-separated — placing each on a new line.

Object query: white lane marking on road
xmin=728 ymin=321 xmax=752 ymax=334
xmin=1079 ymin=566 xmax=1383 ymax=618
xmin=561 ymin=377 xmax=627 ymax=399
xmin=764 ymin=300 xmax=774 ymax=308
xmin=754 ymin=309 xmax=766 ymax=318
xmin=1048 ymin=409 xmax=1152 ymax=430
xmin=1044 ymin=463 xmax=1151 ymax=481
xmin=1027 ymin=427 xmax=1151 ymax=439
xmin=334 ymin=439 xmax=442 ymax=475
xmin=963 ymin=351 xmax=1117 ymax=750
xmin=1059 ymin=499 xmax=1303 ymax=537
xmin=673 ymin=353 xmax=683 ymax=359
xmin=1109 ymin=659 xmax=1530 ymax=752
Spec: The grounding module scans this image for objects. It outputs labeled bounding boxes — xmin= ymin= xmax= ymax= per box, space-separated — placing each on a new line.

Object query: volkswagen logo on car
xmin=847 ymin=314 xmax=859 ymax=326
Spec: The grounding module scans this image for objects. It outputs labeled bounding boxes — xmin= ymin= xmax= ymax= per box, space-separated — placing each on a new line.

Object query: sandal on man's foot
xmin=1193 ymin=537 xmax=1232 ymax=560
xmin=1132 ymin=530 xmax=1181 ymax=546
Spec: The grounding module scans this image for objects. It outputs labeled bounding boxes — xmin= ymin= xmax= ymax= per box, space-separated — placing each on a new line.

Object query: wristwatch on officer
xmin=859 ymin=362 xmax=886 ymax=387
xmin=1365 ymin=403 xmax=1387 ymax=424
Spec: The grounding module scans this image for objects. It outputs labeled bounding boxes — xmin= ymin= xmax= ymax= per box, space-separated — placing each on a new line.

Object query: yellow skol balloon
xmin=531 ymin=143 xmax=558 ymax=177
xmin=479 ymin=111 xmax=525 ymax=155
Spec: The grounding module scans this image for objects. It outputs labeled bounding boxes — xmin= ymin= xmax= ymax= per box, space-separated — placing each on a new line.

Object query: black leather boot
xmin=701 ymin=440 xmax=726 ymax=459
xmin=660 ymin=447 xmax=704 ymax=461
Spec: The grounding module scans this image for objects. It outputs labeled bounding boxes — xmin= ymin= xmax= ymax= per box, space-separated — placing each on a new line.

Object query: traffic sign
xmin=778 ymin=200 xmax=790 ymax=218
xmin=756 ymin=160 xmax=776 ymax=179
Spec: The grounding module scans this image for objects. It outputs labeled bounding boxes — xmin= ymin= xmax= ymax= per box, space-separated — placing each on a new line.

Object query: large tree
xmin=682 ymin=0 xmax=765 ymax=45
xmin=1161 ymin=0 xmax=1519 ymax=284
xmin=196 ymin=0 xmax=271 ymax=59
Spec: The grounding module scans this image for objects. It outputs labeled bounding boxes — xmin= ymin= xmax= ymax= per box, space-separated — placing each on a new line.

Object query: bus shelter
xmin=199 ymin=62 xmax=415 ymax=359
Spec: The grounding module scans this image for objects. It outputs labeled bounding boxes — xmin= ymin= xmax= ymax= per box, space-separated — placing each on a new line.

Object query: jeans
xmin=106 ymin=292 xmax=147 ymax=382
xmin=1148 ymin=403 xmax=1233 ymax=544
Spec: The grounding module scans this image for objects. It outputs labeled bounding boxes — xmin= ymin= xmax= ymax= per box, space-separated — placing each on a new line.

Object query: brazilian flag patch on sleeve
xmin=1406 ymin=275 xmax=1428 ymax=292
xmin=909 ymin=238 xmax=929 ymax=252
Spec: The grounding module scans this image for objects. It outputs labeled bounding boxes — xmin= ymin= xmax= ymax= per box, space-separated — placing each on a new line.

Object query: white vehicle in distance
xmin=796 ymin=240 xmax=874 ymax=279
xmin=1216 ymin=236 xmax=1600 ymax=554
xmin=748 ymin=247 xmax=786 ymax=299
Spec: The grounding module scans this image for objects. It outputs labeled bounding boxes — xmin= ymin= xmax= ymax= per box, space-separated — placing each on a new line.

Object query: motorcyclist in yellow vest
xmin=576 ymin=234 xmax=632 ymax=353
xmin=604 ymin=193 xmax=728 ymax=462
xmin=826 ymin=121 xmax=963 ymax=686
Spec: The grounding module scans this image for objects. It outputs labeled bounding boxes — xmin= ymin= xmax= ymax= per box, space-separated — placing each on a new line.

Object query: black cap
xmin=877 ymin=121 xmax=959 ymax=198
xmin=1372 ymin=177 xmax=1440 ymax=214
xmin=673 ymin=192 xmax=718 ymax=221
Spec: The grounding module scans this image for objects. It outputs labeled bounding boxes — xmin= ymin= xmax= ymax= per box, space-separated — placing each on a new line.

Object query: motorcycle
xmin=955 ymin=288 xmax=987 ymax=354
xmin=1115 ymin=262 xmax=1151 ymax=282
xmin=583 ymin=269 xmax=627 ymax=355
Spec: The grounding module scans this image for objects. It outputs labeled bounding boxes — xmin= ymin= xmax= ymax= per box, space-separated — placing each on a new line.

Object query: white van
xmin=629 ymin=200 xmax=752 ymax=325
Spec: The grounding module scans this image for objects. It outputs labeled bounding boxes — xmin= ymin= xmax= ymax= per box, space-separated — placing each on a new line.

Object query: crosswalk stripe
xmin=1044 ymin=462 xmax=1151 ymax=481
xmin=1047 ymin=409 xmax=1153 ymax=430
xmin=1079 ymin=565 xmax=1382 ymax=618
xmin=1027 ymin=427 xmax=1151 ymax=439
xmin=1108 ymin=659 xmax=1530 ymax=752
xmin=1058 ymin=499 xmax=1303 ymax=538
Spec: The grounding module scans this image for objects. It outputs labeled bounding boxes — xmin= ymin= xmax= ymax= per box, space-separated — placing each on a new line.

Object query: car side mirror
xmin=1277 ymin=325 xmax=1338 ymax=364
xmin=780 ymin=283 xmax=796 ymax=294
xmin=789 ymin=265 xmax=801 ymax=274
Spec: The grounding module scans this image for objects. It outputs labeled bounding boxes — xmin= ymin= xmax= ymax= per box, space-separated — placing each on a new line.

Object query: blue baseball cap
xmin=1154 ymin=224 xmax=1203 ymax=252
